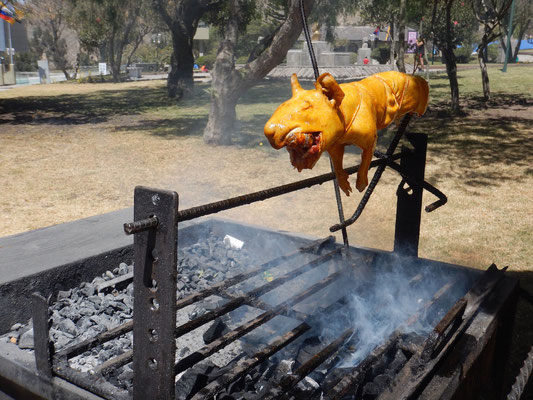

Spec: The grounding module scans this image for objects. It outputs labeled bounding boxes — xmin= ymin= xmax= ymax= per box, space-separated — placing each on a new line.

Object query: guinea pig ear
xmin=291 ymin=74 xmax=303 ymax=96
xmin=316 ymin=72 xmax=345 ymax=108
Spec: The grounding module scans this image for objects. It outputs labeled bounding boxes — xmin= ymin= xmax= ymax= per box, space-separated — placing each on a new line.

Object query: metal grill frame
xmin=0 ymin=131 xmax=515 ymax=399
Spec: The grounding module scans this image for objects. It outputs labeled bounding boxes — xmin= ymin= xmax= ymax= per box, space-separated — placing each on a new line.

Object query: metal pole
xmin=503 ymin=0 xmax=516 ymax=72
xmin=7 ymin=21 xmax=13 ymax=64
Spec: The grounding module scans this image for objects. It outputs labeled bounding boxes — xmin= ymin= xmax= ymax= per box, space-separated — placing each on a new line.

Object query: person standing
xmin=415 ymin=37 xmax=425 ymax=71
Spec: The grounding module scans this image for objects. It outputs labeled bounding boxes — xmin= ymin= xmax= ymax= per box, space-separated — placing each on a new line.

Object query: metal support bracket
xmin=32 ymin=292 xmax=54 ymax=379
xmin=394 ymin=132 xmax=427 ymax=257
xmin=129 ymin=186 xmax=178 ymax=400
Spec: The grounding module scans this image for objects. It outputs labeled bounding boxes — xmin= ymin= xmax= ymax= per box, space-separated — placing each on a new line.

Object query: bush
xmin=349 ymin=52 xmax=358 ymax=64
xmin=14 ymin=52 xmax=38 ymax=71
xmin=371 ymin=46 xmax=391 ymax=64
xmin=455 ymin=44 xmax=473 ymax=63
xmin=487 ymin=43 xmax=499 ymax=62
xmin=195 ymin=54 xmax=216 ymax=69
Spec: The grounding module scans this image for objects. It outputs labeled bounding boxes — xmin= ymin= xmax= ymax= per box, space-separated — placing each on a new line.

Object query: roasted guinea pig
xmin=264 ymin=71 xmax=429 ymax=195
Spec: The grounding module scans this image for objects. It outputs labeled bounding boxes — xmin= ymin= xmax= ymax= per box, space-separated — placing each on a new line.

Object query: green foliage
xmin=371 ymin=45 xmax=391 ymax=64
xmin=454 ymin=43 xmax=473 ymax=63
xmin=422 ymin=1 xmax=477 ymax=50
xmin=195 ymin=54 xmax=217 ymax=69
xmin=349 ymin=52 xmax=358 ymax=64
xmin=487 ymin=43 xmax=499 ymax=62
xmin=14 ymin=52 xmax=39 ymax=71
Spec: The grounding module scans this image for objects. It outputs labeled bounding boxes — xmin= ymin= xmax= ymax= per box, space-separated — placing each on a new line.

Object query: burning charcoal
xmin=203 ymin=318 xmax=230 ymax=345
xmin=18 ymin=328 xmax=34 ymax=349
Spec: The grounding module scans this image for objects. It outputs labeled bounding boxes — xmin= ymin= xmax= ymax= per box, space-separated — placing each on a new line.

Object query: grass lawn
xmin=0 ymin=63 xmax=532 ymax=394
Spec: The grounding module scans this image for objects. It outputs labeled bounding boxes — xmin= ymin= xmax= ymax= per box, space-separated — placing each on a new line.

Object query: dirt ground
xmin=0 ymin=73 xmax=532 ymax=393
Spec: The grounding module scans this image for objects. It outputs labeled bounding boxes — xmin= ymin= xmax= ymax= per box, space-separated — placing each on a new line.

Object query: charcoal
xmin=58 ymin=318 xmax=78 ymax=336
xmin=175 ymin=361 xmax=220 ymax=400
xmin=10 ymin=322 xmax=22 ymax=331
xmin=57 ymin=289 xmax=72 ymax=301
xmin=81 ymin=283 xmax=95 ymax=297
xmin=118 ymin=262 xmax=130 ymax=275
xmin=296 ymin=336 xmax=323 ymax=365
xmin=18 ymin=328 xmax=34 ymax=349
xmin=387 ymin=348 xmax=407 ymax=373
xmin=203 ymin=318 xmax=230 ymax=344
xmin=105 ymin=270 xmax=115 ymax=279
xmin=274 ymin=359 xmax=295 ymax=381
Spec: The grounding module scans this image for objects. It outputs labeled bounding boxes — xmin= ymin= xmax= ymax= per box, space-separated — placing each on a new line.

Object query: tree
xmin=499 ymin=0 xmax=532 ymax=63
xmin=425 ymin=0 xmax=476 ymax=112
xmin=68 ymin=0 xmax=146 ymax=82
xmin=25 ymin=0 xmax=75 ymax=80
xmin=471 ymin=0 xmax=514 ymax=101
xmin=358 ymin=0 xmax=401 ymax=66
xmin=203 ymin=0 xmax=360 ymax=145
xmin=397 ymin=0 xmax=407 ymax=72
xmin=154 ymin=0 xmax=225 ymax=99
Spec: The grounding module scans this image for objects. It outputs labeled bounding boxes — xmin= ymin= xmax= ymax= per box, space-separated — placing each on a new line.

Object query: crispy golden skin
xmin=264 ymin=71 xmax=429 ymax=195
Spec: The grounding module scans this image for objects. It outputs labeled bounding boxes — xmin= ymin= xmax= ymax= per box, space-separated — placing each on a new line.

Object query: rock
xmin=59 ymin=318 xmax=78 ymax=336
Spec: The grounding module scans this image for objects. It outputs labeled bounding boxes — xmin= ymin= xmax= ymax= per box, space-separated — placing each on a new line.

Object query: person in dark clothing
xmin=415 ymin=37 xmax=425 ymax=71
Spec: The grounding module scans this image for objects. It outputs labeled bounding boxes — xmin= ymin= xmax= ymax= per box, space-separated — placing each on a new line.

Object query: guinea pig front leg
xmin=327 ymin=143 xmax=352 ymax=196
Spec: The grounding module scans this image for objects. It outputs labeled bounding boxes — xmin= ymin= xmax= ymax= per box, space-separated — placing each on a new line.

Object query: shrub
xmin=487 ymin=43 xmax=499 ymax=62
xmin=455 ymin=44 xmax=473 ymax=63
xmin=371 ymin=45 xmax=391 ymax=64
xmin=14 ymin=52 xmax=39 ymax=71
xmin=349 ymin=52 xmax=358 ymax=64
xmin=195 ymin=54 xmax=217 ymax=69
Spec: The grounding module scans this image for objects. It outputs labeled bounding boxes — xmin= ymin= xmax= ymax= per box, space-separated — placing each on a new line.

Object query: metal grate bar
xmin=191 ymin=323 xmax=311 ymax=400
xmin=324 ymin=274 xmax=463 ymax=399
xmin=93 ymin=348 xmax=134 ymax=376
xmin=55 ymin=320 xmax=133 ymax=360
xmin=53 ymin=359 xmax=130 ymax=400
xmin=377 ymin=264 xmax=506 ymax=400
xmin=176 ymin=236 xmax=336 ymax=310
xmin=174 ymin=270 xmax=344 ymax=375
xmin=276 ymin=328 xmax=355 ymax=397
xmin=55 ymin=238 xmax=336 ymax=364
xmin=175 ymin=248 xmax=341 ymax=338
xmin=176 ymin=156 xmax=403 ymax=223
xmin=324 ymin=332 xmax=401 ymax=400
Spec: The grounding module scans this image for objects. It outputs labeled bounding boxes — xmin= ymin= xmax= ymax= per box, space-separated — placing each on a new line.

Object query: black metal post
xmin=132 ymin=186 xmax=178 ymax=400
xmin=32 ymin=292 xmax=53 ymax=380
xmin=393 ymin=132 xmax=427 ymax=257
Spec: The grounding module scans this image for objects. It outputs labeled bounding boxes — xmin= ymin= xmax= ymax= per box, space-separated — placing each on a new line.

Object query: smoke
xmin=318 ymin=253 xmax=471 ymax=367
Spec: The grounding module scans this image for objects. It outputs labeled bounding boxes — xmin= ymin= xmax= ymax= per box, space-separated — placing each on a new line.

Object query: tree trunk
xmin=167 ymin=27 xmax=195 ymax=99
xmin=442 ymin=46 xmax=459 ymax=112
xmin=203 ymin=0 xmax=313 ymax=145
xmin=477 ymin=42 xmax=491 ymax=101
xmin=396 ymin=0 xmax=406 ymax=72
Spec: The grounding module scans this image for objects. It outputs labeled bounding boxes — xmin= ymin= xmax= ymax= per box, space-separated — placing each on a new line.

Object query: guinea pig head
xmin=264 ymin=73 xmax=346 ymax=171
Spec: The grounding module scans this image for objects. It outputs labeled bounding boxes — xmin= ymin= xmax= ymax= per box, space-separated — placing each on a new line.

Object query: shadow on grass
xmin=0 ymin=84 xmax=211 ymax=126
xmin=114 ymin=117 xmax=208 ymax=138
xmin=413 ymin=95 xmax=533 ymax=188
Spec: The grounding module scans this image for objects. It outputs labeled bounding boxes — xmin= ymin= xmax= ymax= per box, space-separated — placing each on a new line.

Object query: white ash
xmin=4 ymin=233 xmax=256 ymax=392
